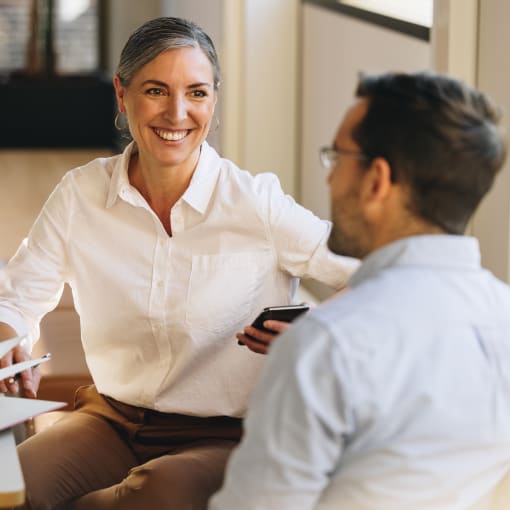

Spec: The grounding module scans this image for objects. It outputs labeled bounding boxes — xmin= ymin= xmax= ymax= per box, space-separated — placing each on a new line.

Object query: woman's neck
xmin=128 ymin=149 xmax=200 ymax=235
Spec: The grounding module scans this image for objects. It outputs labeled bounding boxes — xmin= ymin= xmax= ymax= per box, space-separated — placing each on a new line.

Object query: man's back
xmin=311 ymin=235 xmax=510 ymax=508
xmin=212 ymin=235 xmax=510 ymax=510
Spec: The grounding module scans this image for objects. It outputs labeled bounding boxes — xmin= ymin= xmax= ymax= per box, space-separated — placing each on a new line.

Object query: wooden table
xmin=0 ymin=428 xmax=25 ymax=508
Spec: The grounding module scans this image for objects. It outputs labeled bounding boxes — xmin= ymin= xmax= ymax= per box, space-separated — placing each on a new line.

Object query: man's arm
xmin=210 ymin=318 xmax=349 ymax=510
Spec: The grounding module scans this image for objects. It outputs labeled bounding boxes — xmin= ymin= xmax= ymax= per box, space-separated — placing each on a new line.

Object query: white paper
xmin=0 ymin=395 xmax=65 ymax=431
xmin=0 ymin=428 xmax=25 ymax=502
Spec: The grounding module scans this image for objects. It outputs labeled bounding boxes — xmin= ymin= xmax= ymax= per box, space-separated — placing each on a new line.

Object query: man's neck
xmin=369 ymin=216 xmax=446 ymax=254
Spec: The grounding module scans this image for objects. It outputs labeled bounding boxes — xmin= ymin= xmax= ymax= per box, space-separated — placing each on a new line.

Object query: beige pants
xmin=17 ymin=385 xmax=242 ymax=510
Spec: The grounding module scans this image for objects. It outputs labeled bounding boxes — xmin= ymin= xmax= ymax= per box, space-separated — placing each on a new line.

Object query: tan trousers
xmin=17 ymin=385 xmax=242 ymax=510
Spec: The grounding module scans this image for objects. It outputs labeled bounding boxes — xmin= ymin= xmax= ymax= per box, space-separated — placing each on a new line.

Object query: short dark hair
xmin=116 ymin=17 xmax=221 ymax=90
xmin=353 ymin=72 xmax=507 ymax=234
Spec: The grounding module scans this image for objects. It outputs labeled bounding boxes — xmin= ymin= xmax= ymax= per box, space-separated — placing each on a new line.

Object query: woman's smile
xmin=153 ymin=128 xmax=191 ymax=142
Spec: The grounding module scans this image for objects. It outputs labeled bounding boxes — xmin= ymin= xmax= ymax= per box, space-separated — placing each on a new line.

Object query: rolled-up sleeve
xmin=254 ymin=173 xmax=359 ymax=289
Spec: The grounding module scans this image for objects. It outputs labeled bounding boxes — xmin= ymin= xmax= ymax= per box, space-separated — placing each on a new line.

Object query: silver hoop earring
xmin=213 ymin=116 xmax=220 ymax=132
xmin=114 ymin=112 xmax=129 ymax=131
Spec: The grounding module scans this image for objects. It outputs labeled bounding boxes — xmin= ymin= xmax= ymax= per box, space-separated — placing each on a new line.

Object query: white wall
xmin=472 ymin=1 xmax=510 ymax=282
xmin=161 ymin=0 xmax=222 ymax=43
xmin=240 ymin=0 xmax=300 ymax=195
xmin=220 ymin=0 xmax=300 ymax=195
xmin=431 ymin=0 xmax=510 ymax=283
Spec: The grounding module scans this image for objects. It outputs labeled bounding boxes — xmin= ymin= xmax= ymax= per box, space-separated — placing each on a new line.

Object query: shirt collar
xmin=106 ymin=141 xmax=136 ymax=209
xmin=105 ymin=141 xmax=221 ymax=214
xmin=349 ymin=234 xmax=482 ymax=288
xmin=180 ymin=141 xmax=221 ymax=214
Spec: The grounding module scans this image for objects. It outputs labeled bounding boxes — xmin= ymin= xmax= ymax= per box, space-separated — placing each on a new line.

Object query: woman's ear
xmin=113 ymin=76 xmax=126 ymax=113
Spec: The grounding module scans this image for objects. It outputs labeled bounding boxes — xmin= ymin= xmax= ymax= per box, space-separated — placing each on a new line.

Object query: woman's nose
xmin=164 ymin=94 xmax=187 ymax=121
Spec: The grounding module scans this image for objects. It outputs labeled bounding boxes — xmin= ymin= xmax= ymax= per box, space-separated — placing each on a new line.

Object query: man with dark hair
xmin=210 ymin=72 xmax=510 ymax=510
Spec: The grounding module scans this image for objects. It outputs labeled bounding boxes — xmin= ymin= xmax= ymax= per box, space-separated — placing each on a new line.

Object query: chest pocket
xmin=186 ymin=251 xmax=273 ymax=334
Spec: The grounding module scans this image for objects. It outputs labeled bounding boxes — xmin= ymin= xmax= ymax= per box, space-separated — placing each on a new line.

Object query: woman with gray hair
xmin=0 ymin=17 xmax=356 ymax=509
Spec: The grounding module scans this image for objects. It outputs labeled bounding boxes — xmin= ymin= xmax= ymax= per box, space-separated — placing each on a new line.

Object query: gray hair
xmin=116 ymin=17 xmax=221 ymax=90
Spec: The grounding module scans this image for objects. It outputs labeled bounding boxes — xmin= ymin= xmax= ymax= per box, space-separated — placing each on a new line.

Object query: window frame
xmin=0 ymin=0 xmax=107 ymax=76
xmin=302 ymin=0 xmax=430 ymax=41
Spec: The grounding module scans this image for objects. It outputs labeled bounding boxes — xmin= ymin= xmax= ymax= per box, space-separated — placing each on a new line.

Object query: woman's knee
xmin=115 ymin=442 xmax=235 ymax=510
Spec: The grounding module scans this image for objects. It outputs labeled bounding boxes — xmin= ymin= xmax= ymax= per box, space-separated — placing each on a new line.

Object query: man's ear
xmin=360 ymin=157 xmax=393 ymax=218
xmin=113 ymin=75 xmax=126 ymax=113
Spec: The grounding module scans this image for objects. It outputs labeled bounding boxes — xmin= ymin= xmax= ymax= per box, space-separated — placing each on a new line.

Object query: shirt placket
xmin=148 ymin=232 xmax=172 ymax=386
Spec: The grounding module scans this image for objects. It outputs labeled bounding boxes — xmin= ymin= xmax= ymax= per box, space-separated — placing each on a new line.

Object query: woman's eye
xmin=146 ymin=88 xmax=165 ymax=96
xmin=191 ymin=90 xmax=207 ymax=98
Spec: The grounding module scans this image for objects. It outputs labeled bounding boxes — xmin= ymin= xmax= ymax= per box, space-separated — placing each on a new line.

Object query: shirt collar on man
xmin=349 ymin=234 xmax=482 ymax=288
xmin=105 ymin=141 xmax=222 ymax=214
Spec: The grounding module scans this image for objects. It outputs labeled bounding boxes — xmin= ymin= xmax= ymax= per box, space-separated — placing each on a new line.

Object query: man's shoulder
xmin=308 ymin=262 xmax=510 ymax=346
xmin=312 ymin=271 xmax=404 ymax=324
xmin=309 ymin=286 xmax=396 ymax=348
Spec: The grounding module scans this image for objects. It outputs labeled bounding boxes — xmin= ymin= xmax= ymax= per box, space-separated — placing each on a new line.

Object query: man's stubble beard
xmin=327 ymin=195 xmax=370 ymax=260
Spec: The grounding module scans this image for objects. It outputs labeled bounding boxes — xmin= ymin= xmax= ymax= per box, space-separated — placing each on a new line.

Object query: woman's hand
xmin=0 ymin=344 xmax=41 ymax=398
xmin=236 ymin=320 xmax=292 ymax=355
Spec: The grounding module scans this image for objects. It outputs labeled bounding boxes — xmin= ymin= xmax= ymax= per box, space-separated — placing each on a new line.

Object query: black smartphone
xmin=251 ymin=304 xmax=310 ymax=332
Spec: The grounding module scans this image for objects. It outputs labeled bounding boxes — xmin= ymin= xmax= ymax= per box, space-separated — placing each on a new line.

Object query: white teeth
xmin=154 ymin=129 xmax=188 ymax=141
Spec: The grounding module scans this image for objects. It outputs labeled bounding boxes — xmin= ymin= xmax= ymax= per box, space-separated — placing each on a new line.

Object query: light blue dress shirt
xmin=210 ymin=235 xmax=510 ymax=510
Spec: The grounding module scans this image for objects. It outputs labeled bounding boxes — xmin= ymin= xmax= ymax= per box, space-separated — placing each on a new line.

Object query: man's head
xmin=326 ymin=71 xmax=507 ymax=259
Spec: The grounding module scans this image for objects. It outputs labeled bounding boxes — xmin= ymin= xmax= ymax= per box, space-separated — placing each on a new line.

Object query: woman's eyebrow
xmin=187 ymin=82 xmax=212 ymax=89
xmin=140 ymin=79 xmax=168 ymax=88
xmin=139 ymin=80 xmax=212 ymax=89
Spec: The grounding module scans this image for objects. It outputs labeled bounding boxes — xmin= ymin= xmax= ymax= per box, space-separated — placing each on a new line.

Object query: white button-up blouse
xmin=0 ymin=141 xmax=358 ymax=417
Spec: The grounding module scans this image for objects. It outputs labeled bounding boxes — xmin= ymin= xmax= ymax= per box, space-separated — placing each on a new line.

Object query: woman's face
xmin=114 ymin=46 xmax=217 ymax=170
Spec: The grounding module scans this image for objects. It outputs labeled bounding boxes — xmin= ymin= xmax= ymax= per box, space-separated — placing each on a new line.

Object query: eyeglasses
xmin=319 ymin=145 xmax=370 ymax=170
